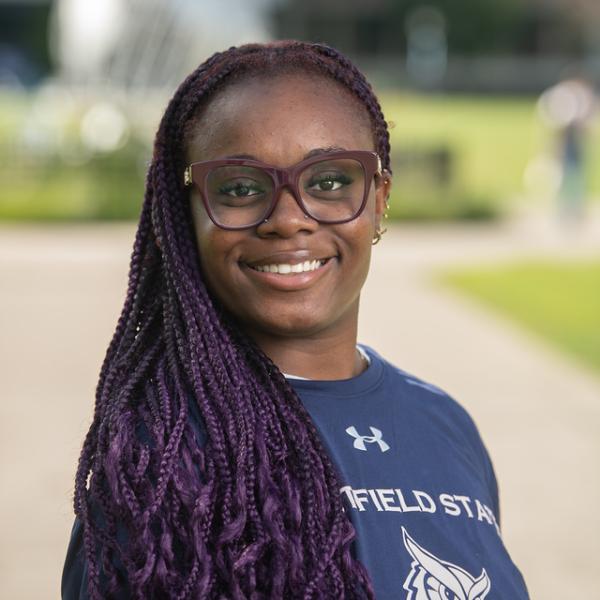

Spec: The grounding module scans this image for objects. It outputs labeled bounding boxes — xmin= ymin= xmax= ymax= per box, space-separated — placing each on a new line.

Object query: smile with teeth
xmin=249 ymin=259 xmax=328 ymax=274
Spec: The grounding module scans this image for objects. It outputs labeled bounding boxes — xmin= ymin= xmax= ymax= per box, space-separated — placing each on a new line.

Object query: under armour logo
xmin=345 ymin=426 xmax=390 ymax=452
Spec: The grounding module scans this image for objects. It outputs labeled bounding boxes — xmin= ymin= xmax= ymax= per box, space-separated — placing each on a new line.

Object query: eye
xmin=218 ymin=179 xmax=264 ymax=197
xmin=307 ymin=172 xmax=352 ymax=192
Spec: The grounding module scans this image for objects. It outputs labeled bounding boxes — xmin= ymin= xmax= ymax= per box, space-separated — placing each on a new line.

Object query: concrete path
xmin=1 ymin=209 xmax=599 ymax=599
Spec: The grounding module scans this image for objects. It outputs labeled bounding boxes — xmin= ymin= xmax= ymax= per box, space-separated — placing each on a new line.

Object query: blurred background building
xmin=273 ymin=0 xmax=600 ymax=92
xmin=3 ymin=0 xmax=600 ymax=91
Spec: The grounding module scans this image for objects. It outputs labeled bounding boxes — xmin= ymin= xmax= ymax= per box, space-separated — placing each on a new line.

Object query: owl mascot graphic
xmin=401 ymin=527 xmax=491 ymax=600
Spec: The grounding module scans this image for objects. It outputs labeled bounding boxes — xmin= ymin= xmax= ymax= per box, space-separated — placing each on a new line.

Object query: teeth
xmin=251 ymin=259 xmax=326 ymax=274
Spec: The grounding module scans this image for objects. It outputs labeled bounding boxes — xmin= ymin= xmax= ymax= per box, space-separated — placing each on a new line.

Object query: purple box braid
xmin=73 ymin=40 xmax=391 ymax=599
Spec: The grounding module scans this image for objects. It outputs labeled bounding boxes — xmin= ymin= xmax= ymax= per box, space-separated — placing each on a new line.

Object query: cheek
xmin=345 ymin=205 xmax=378 ymax=281
xmin=345 ymin=197 xmax=378 ymax=253
xmin=190 ymin=202 xmax=239 ymax=290
xmin=336 ymin=219 xmax=374 ymax=284
xmin=191 ymin=211 xmax=214 ymax=271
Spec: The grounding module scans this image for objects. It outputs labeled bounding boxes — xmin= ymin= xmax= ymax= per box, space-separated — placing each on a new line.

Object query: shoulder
xmin=361 ymin=344 xmax=500 ymax=514
xmin=362 ymin=344 xmax=480 ymax=433
xmin=62 ymin=518 xmax=89 ymax=599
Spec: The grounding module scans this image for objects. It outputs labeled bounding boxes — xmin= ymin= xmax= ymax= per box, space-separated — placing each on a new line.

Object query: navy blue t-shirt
xmin=62 ymin=346 xmax=529 ymax=599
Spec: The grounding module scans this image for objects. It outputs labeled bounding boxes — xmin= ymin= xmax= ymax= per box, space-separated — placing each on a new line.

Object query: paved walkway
xmin=1 ymin=209 xmax=599 ymax=599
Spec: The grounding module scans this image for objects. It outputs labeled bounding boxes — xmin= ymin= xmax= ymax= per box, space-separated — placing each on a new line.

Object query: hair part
xmin=74 ymin=40 xmax=390 ymax=599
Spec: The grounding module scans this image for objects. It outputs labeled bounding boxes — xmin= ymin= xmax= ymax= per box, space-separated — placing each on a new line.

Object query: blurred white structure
xmin=22 ymin=0 xmax=275 ymax=161
xmin=538 ymin=78 xmax=597 ymax=129
xmin=49 ymin=0 xmax=273 ymax=91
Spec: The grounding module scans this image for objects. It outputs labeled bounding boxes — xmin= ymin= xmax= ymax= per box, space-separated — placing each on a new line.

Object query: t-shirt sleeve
xmin=456 ymin=402 xmax=502 ymax=530
xmin=427 ymin=383 xmax=503 ymax=531
xmin=61 ymin=514 xmax=131 ymax=600
xmin=478 ymin=429 xmax=501 ymax=529
xmin=61 ymin=518 xmax=89 ymax=600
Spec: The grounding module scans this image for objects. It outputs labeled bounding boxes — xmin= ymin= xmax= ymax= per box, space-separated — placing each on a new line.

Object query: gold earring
xmin=372 ymin=226 xmax=387 ymax=245
xmin=384 ymin=199 xmax=390 ymax=217
xmin=372 ymin=200 xmax=390 ymax=245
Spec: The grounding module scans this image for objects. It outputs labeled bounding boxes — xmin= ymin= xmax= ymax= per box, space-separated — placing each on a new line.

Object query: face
xmin=185 ymin=73 xmax=391 ymax=341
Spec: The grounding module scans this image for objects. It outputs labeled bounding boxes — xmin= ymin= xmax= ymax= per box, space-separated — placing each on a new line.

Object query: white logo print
xmin=345 ymin=426 xmax=390 ymax=452
xmin=402 ymin=527 xmax=491 ymax=600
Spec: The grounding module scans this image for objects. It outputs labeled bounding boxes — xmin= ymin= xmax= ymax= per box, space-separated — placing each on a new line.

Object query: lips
xmin=241 ymin=250 xmax=336 ymax=289
xmin=243 ymin=249 xmax=335 ymax=271
xmin=248 ymin=259 xmax=327 ymax=274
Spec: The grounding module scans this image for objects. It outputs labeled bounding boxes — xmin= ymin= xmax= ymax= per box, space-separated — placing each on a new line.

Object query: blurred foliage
xmin=1 ymin=90 xmax=599 ymax=221
xmin=0 ymin=91 xmax=147 ymax=221
xmin=386 ymin=187 xmax=502 ymax=222
xmin=0 ymin=146 xmax=146 ymax=221
xmin=439 ymin=259 xmax=600 ymax=373
xmin=384 ymin=94 xmax=536 ymax=209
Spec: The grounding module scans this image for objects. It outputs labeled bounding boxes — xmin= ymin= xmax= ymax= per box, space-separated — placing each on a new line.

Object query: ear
xmin=374 ymin=169 xmax=392 ymax=229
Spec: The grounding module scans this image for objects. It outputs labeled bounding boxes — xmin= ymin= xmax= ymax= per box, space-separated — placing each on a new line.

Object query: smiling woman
xmin=185 ymin=75 xmax=386 ymax=369
xmin=61 ymin=41 xmax=530 ymax=599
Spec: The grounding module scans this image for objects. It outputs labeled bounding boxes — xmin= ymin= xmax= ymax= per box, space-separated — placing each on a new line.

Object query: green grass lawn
xmin=381 ymin=94 xmax=539 ymax=201
xmin=379 ymin=93 xmax=600 ymax=220
xmin=439 ymin=259 xmax=600 ymax=373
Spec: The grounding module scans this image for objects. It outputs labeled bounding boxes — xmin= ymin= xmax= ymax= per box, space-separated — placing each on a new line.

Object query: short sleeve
xmin=61 ymin=518 xmax=89 ymax=600
xmin=461 ymin=409 xmax=502 ymax=530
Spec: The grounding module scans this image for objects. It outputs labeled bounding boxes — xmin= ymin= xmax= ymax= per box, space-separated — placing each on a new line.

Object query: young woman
xmin=62 ymin=40 xmax=529 ymax=599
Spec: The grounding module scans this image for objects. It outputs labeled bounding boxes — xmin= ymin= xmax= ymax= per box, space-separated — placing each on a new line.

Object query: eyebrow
xmin=222 ymin=146 xmax=348 ymax=161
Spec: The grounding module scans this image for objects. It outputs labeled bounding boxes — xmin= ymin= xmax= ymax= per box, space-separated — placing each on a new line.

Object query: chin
xmin=246 ymin=310 xmax=331 ymax=339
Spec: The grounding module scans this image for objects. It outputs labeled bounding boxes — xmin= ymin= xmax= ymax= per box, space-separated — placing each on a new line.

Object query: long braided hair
xmin=74 ymin=40 xmax=392 ymax=599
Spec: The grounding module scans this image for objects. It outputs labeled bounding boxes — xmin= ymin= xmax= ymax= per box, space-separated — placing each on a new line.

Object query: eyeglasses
xmin=183 ymin=150 xmax=382 ymax=230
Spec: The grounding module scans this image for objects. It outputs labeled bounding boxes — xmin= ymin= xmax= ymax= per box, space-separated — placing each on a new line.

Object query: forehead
xmin=185 ymin=73 xmax=374 ymax=165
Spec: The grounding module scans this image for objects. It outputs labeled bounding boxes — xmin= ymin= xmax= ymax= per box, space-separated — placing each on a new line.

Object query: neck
xmin=246 ymin=318 xmax=364 ymax=380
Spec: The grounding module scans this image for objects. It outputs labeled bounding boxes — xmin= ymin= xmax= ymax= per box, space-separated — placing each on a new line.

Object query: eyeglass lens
xmin=205 ymin=158 xmax=366 ymax=228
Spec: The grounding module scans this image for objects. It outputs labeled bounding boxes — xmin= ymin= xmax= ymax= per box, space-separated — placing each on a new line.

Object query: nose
xmin=256 ymin=184 xmax=317 ymax=238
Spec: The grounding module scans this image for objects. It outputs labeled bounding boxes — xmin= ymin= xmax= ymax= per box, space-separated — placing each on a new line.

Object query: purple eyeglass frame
xmin=183 ymin=150 xmax=382 ymax=230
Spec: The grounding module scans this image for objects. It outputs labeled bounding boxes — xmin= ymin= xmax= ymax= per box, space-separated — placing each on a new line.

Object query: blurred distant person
xmin=538 ymin=77 xmax=597 ymax=223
